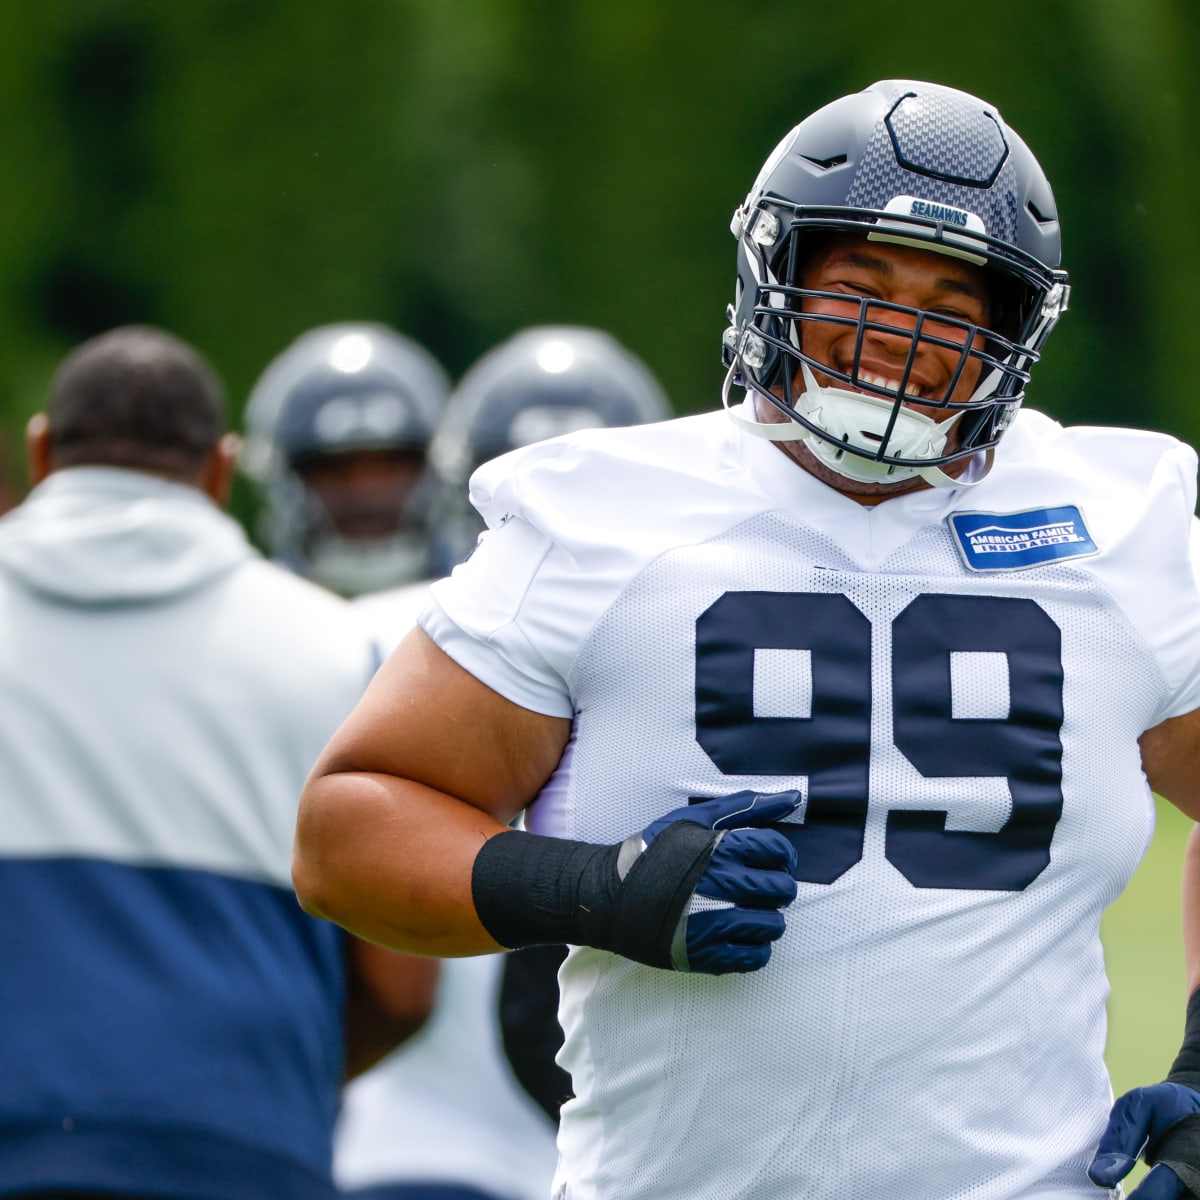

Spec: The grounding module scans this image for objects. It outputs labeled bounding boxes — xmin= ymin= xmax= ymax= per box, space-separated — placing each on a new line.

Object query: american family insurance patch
xmin=948 ymin=505 xmax=1099 ymax=572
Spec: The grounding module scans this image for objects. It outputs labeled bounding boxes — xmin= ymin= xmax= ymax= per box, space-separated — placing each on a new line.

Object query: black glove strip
xmin=1158 ymin=1159 xmax=1200 ymax=1198
xmin=471 ymin=823 xmax=719 ymax=969
xmin=608 ymin=822 xmax=721 ymax=968
xmin=1168 ymin=988 xmax=1200 ymax=1091
xmin=1148 ymin=1112 xmax=1200 ymax=1196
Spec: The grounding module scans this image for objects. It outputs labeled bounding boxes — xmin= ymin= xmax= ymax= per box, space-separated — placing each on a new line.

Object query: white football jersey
xmin=421 ymin=406 xmax=1200 ymax=1200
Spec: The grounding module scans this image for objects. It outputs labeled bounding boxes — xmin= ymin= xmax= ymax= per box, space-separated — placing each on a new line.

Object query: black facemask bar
xmin=734 ymin=296 xmax=1031 ymax=469
xmin=729 ymin=205 xmax=1068 ymax=469
xmin=755 ymin=288 xmax=1032 ymax=403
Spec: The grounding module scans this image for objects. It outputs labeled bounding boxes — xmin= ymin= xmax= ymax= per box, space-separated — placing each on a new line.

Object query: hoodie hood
xmin=0 ymin=467 xmax=255 ymax=605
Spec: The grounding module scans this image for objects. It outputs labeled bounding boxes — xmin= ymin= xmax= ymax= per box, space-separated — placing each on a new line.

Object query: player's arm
xmin=294 ymin=626 xmax=800 ymax=976
xmin=1184 ymin=826 xmax=1200 ymax=997
xmin=1088 ymin=821 xmax=1200 ymax=1200
xmin=1087 ymin=709 xmax=1200 ymax=1199
xmin=1141 ymin=707 xmax=1200 ymax=823
xmin=293 ymin=625 xmax=572 ymax=956
xmin=342 ymin=937 xmax=441 ymax=1080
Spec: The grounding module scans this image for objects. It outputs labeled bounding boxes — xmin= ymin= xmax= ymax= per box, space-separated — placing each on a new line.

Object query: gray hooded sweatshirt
xmin=0 ymin=466 xmax=373 ymax=1199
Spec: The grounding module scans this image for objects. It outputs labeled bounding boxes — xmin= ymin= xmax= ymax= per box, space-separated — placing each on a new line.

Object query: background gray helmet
xmin=427 ymin=325 xmax=670 ymax=574
xmin=241 ymin=322 xmax=450 ymax=594
xmin=723 ymin=79 xmax=1070 ymax=477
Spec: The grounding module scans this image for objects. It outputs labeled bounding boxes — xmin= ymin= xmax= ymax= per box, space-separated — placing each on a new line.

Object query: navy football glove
xmin=634 ymin=790 xmax=801 ymax=973
xmin=1089 ymin=1083 xmax=1200 ymax=1199
xmin=472 ymin=788 xmax=801 ymax=976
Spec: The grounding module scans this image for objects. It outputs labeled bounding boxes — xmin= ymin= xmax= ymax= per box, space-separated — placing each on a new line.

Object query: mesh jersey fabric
xmin=420 ymin=407 xmax=1200 ymax=1200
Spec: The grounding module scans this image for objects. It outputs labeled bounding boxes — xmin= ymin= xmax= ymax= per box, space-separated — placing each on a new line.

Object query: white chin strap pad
xmin=721 ymin=359 xmax=980 ymax=490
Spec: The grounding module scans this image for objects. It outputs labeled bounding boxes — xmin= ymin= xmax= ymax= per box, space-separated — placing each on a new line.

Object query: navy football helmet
xmin=723 ymin=79 xmax=1069 ymax=487
xmin=241 ymin=323 xmax=450 ymax=595
xmin=427 ymin=326 xmax=670 ymax=573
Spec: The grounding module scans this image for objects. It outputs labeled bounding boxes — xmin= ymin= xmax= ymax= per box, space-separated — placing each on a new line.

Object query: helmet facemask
xmin=291 ymin=447 xmax=435 ymax=597
xmin=240 ymin=323 xmax=451 ymax=595
xmin=724 ymin=209 xmax=1068 ymax=488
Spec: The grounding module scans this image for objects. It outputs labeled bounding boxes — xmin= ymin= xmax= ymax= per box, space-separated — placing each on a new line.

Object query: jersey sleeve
xmin=1124 ymin=438 xmax=1200 ymax=724
xmin=1176 ymin=514 xmax=1200 ymax=711
xmin=418 ymin=423 xmax=727 ymax=720
xmin=420 ymin=516 xmax=576 ymax=719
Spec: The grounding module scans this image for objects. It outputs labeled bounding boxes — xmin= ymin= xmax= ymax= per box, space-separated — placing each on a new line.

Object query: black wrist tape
xmin=1151 ymin=987 xmax=1200 ymax=1195
xmin=1168 ymin=987 xmax=1200 ymax=1091
xmin=470 ymin=824 xmax=720 ymax=970
xmin=472 ymin=832 xmax=623 ymax=950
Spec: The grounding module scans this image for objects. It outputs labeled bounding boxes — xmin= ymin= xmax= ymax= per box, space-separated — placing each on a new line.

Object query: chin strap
xmin=721 ymin=359 xmax=808 ymax=441
xmin=721 ymin=358 xmax=992 ymax=490
xmin=915 ymin=455 xmax=992 ymax=490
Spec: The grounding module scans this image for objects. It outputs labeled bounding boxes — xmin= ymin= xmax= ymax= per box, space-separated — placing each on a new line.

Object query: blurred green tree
xmin=0 ymin=0 xmax=1194 ymax=486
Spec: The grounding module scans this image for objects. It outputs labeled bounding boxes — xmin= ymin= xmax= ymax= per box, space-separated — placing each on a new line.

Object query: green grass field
xmin=1099 ymin=796 xmax=1193 ymax=1189
xmin=1102 ymin=796 xmax=1191 ymax=1092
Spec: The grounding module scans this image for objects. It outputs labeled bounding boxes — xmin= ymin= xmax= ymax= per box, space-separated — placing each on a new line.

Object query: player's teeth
xmin=905 ymin=383 xmax=924 ymax=398
xmin=861 ymin=373 xmax=894 ymax=391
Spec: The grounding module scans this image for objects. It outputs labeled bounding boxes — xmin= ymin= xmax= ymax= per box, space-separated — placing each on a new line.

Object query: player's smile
xmin=849 ymin=369 xmax=930 ymax=400
xmin=798 ymin=231 xmax=992 ymax=414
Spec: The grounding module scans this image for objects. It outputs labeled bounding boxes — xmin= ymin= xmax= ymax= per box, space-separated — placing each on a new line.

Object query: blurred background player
xmin=0 ymin=326 xmax=420 ymax=1200
xmin=422 ymin=324 xmax=670 ymax=577
xmin=334 ymin=326 xmax=671 ymax=1200
xmin=240 ymin=322 xmax=450 ymax=597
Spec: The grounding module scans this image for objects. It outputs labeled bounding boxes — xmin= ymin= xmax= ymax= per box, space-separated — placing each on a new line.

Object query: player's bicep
xmin=313 ymin=624 xmax=571 ymax=822
xmin=1141 ymin=707 xmax=1200 ymax=821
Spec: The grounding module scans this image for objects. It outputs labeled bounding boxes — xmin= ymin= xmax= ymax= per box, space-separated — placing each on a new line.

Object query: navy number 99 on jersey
xmin=695 ymin=592 xmax=1064 ymax=892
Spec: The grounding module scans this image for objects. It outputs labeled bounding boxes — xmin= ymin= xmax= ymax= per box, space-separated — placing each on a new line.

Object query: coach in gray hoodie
xmin=0 ymin=326 xmax=428 ymax=1200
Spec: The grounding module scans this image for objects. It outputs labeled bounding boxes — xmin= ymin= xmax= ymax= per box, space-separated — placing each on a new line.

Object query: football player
xmin=240 ymin=322 xmax=450 ymax=597
xmin=294 ymin=81 xmax=1200 ymax=1200
xmin=336 ymin=326 xmax=670 ymax=1200
xmin=423 ymin=325 xmax=670 ymax=576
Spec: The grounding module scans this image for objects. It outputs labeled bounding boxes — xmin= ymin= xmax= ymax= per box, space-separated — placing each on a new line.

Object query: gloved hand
xmin=472 ymin=788 xmax=801 ymax=977
xmin=627 ymin=790 xmax=801 ymax=974
xmin=1089 ymin=1082 xmax=1200 ymax=1199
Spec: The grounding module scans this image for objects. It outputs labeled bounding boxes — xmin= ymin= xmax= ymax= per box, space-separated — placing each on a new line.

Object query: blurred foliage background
xmin=0 ymin=0 xmax=1197 ymax=468
xmin=0 ymin=0 xmax=1195 ymax=1107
